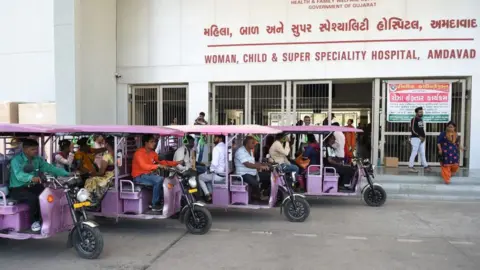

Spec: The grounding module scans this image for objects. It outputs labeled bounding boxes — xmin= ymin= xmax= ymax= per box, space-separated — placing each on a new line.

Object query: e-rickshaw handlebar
xmin=155 ymin=166 xmax=197 ymax=179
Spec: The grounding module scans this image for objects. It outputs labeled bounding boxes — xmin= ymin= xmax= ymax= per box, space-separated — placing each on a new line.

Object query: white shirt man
xmin=332 ymin=123 xmax=345 ymax=159
xmin=173 ymin=136 xmax=195 ymax=171
xmin=198 ymin=136 xmax=227 ymax=197
xmin=198 ymin=135 xmax=227 ymax=197
xmin=209 ymin=142 xmax=226 ymax=175
xmin=269 ymin=139 xmax=291 ymax=165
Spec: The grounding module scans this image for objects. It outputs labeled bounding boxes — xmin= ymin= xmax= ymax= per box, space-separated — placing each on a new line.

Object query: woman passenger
xmin=93 ymin=134 xmax=105 ymax=168
xmin=437 ymin=121 xmax=463 ymax=184
xmin=269 ymin=133 xmax=298 ymax=174
xmin=54 ymin=139 xmax=74 ymax=170
xmin=84 ymin=136 xmax=116 ymax=204
xmin=74 ymin=137 xmax=107 ymax=181
xmin=304 ymin=134 xmax=320 ymax=166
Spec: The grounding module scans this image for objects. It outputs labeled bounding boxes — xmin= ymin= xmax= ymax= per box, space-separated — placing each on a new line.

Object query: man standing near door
xmin=408 ymin=107 xmax=432 ymax=173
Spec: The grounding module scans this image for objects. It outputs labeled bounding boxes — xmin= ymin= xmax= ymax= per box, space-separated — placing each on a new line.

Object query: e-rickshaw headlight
xmin=76 ymin=188 xmax=90 ymax=202
xmin=188 ymin=177 xmax=197 ymax=188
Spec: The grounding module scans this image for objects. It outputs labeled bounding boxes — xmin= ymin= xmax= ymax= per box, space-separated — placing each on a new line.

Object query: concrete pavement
xmin=1 ymin=198 xmax=479 ymax=269
xmin=376 ymin=167 xmax=480 ymax=201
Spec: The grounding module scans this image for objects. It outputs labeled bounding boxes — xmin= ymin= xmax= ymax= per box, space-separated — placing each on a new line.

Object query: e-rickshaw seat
xmin=0 ymin=197 xmax=20 ymax=206
xmin=0 ymin=203 xmax=30 ymax=234
xmin=0 ymin=167 xmax=29 ymax=211
xmin=115 ymin=175 xmax=153 ymax=192
xmin=0 ymin=201 xmax=29 ymax=214
xmin=0 ymin=201 xmax=30 ymax=232
xmin=119 ymin=179 xmax=152 ymax=214
xmin=229 ymin=174 xmax=249 ymax=205
xmin=119 ymin=179 xmax=150 ymax=194
xmin=323 ymin=167 xmax=340 ymax=193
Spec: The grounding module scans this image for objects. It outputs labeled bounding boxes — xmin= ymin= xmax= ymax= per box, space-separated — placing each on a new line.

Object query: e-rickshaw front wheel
xmin=363 ymin=185 xmax=387 ymax=207
xmin=71 ymin=225 xmax=104 ymax=259
xmin=284 ymin=197 xmax=310 ymax=222
xmin=184 ymin=206 xmax=212 ymax=235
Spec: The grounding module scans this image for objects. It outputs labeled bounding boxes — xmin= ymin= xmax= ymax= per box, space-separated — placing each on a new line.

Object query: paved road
xmin=1 ymin=198 xmax=479 ymax=270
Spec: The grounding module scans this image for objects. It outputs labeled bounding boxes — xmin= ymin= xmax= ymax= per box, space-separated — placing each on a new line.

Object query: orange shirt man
xmin=132 ymin=135 xmax=180 ymax=211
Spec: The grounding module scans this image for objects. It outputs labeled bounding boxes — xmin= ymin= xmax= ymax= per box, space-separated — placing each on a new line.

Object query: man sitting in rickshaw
xmin=198 ymin=135 xmax=226 ymax=202
xmin=234 ymin=136 xmax=270 ymax=201
xmin=269 ymin=133 xmax=298 ymax=175
xmin=173 ymin=135 xmax=207 ymax=174
xmin=324 ymin=135 xmax=355 ymax=190
xmin=132 ymin=135 xmax=180 ymax=212
xmin=9 ymin=139 xmax=70 ymax=232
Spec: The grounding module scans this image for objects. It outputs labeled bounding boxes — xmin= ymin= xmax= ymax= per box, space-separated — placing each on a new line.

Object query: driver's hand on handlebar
xmin=177 ymin=160 xmax=185 ymax=166
xmin=157 ymin=165 xmax=168 ymax=170
xmin=258 ymin=165 xmax=270 ymax=171
xmin=31 ymin=177 xmax=41 ymax=184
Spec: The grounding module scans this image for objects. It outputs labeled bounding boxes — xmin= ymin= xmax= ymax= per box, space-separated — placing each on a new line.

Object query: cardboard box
xmin=384 ymin=157 xmax=399 ymax=168
xmin=18 ymin=103 xmax=56 ymax=124
xmin=17 ymin=103 xmax=56 ymax=162
xmin=0 ymin=102 xmax=19 ymax=123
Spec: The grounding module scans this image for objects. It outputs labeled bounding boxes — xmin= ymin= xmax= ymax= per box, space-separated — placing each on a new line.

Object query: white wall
xmin=54 ymin=0 xmax=80 ymax=124
xmin=116 ymin=0 xmax=480 ymax=168
xmin=54 ymin=0 xmax=117 ymax=124
xmin=0 ymin=0 xmax=116 ymax=125
xmin=0 ymin=0 xmax=55 ymax=102
xmin=77 ymin=0 xmax=117 ymax=124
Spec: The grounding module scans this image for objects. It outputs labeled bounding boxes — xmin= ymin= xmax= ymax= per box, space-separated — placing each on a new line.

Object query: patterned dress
xmin=437 ymin=132 xmax=459 ymax=165
xmin=84 ymin=153 xmax=115 ymax=204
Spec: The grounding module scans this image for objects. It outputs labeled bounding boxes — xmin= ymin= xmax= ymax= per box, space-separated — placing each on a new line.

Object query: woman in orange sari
xmin=344 ymin=119 xmax=356 ymax=164
xmin=437 ymin=121 xmax=463 ymax=184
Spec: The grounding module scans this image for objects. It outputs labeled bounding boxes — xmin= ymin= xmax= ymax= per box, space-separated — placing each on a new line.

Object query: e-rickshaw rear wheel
xmin=184 ymin=206 xmax=212 ymax=235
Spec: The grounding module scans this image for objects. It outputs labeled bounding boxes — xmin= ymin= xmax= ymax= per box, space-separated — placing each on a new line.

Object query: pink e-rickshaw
xmin=0 ymin=124 xmax=104 ymax=259
xmin=54 ymin=124 xmax=213 ymax=235
xmin=167 ymin=125 xmax=311 ymax=222
xmin=274 ymin=125 xmax=387 ymax=207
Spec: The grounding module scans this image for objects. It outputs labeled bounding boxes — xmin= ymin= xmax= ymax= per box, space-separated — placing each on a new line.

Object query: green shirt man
xmin=8 ymin=139 xmax=69 ymax=233
xmin=9 ymin=153 xmax=70 ymax=188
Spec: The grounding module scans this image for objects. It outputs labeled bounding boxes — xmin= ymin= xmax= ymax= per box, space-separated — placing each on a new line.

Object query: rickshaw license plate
xmin=73 ymin=201 xmax=91 ymax=209
xmin=188 ymin=188 xmax=197 ymax=194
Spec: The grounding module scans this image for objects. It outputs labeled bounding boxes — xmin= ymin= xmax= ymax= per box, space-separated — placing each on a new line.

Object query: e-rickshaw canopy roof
xmin=0 ymin=123 xmax=75 ymax=135
xmin=39 ymin=124 xmax=184 ymax=136
xmin=273 ymin=125 xmax=363 ymax=134
xmin=167 ymin=125 xmax=282 ymax=135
